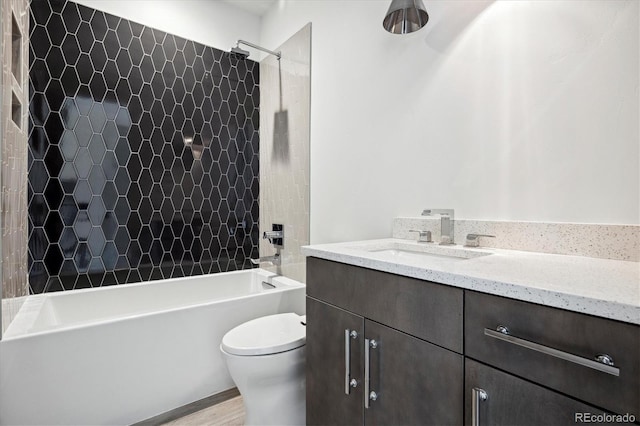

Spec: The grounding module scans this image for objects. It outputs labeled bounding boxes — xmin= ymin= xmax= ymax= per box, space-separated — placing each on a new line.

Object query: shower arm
xmin=237 ymin=40 xmax=281 ymax=60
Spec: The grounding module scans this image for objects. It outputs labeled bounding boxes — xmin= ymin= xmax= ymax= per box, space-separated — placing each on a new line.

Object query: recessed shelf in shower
xmin=11 ymin=12 xmax=22 ymax=82
xmin=11 ymin=91 xmax=21 ymax=129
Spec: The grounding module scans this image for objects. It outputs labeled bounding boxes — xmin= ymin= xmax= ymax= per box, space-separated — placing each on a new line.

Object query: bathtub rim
xmin=2 ymin=268 xmax=305 ymax=342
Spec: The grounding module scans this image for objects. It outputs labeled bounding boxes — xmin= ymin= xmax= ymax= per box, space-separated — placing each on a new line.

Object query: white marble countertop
xmin=301 ymin=238 xmax=640 ymax=325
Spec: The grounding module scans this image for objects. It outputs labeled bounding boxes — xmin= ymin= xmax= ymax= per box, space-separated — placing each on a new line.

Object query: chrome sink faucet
xmin=421 ymin=209 xmax=455 ymax=245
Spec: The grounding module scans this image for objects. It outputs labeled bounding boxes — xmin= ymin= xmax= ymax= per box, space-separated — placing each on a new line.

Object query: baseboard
xmin=132 ymin=388 xmax=241 ymax=426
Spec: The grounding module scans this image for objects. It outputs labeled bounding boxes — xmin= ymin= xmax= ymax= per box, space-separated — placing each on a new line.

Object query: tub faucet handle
xmin=263 ymin=230 xmax=283 ymax=239
xmin=263 ymin=224 xmax=284 ymax=248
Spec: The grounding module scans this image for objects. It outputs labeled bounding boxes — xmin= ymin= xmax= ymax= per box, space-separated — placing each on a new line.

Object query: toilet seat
xmin=221 ymin=313 xmax=306 ymax=356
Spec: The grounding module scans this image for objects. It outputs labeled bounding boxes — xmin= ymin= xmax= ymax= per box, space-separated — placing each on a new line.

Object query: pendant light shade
xmin=383 ymin=0 xmax=429 ymax=34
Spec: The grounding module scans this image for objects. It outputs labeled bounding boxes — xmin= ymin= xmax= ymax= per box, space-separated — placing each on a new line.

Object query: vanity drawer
xmin=307 ymin=257 xmax=463 ymax=353
xmin=465 ymin=290 xmax=640 ymax=417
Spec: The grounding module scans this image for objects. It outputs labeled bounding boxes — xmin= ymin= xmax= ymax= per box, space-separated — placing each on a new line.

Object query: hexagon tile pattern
xmin=28 ymin=0 xmax=260 ymax=293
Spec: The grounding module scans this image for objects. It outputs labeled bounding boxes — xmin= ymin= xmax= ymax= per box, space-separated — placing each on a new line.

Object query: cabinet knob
xmin=496 ymin=325 xmax=509 ymax=335
xmin=595 ymin=354 xmax=615 ymax=366
xmin=369 ymin=391 xmax=378 ymax=402
xmin=350 ymin=379 xmax=358 ymax=388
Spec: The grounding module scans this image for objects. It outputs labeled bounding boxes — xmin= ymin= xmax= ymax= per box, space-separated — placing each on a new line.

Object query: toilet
xmin=220 ymin=313 xmax=306 ymax=426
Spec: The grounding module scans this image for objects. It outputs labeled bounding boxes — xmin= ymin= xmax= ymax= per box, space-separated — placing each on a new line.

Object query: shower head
xmin=230 ymin=46 xmax=250 ymax=59
xmin=231 ymin=40 xmax=281 ymax=61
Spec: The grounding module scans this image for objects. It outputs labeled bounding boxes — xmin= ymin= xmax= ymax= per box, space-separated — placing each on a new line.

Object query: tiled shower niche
xmin=28 ymin=0 xmax=260 ymax=293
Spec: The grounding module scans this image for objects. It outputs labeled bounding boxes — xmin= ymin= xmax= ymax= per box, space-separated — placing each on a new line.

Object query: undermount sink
xmin=353 ymin=241 xmax=493 ymax=263
xmin=369 ymin=248 xmax=469 ymax=261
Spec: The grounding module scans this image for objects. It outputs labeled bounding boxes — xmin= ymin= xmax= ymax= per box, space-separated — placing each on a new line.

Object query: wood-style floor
xmin=160 ymin=396 xmax=244 ymax=426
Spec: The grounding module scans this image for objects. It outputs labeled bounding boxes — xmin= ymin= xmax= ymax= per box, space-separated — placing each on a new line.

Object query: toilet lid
xmin=221 ymin=313 xmax=306 ymax=356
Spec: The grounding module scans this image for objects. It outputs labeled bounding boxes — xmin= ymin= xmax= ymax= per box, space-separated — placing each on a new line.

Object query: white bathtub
xmin=0 ymin=269 xmax=305 ymax=425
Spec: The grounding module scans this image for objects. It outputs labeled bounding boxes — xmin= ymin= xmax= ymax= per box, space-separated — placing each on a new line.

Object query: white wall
xmin=260 ymin=0 xmax=640 ymax=244
xmin=74 ymin=0 xmax=260 ymax=53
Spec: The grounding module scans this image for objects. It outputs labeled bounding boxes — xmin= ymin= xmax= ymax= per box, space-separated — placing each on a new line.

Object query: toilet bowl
xmin=220 ymin=313 xmax=306 ymax=426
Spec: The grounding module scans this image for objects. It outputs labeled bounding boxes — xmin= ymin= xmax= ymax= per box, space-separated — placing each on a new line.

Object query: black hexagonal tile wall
xmin=28 ymin=0 xmax=260 ymax=293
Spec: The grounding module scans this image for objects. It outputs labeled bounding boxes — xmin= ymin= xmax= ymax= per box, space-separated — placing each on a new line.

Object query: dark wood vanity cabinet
xmin=306 ymin=257 xmax=640 ymax=425
xmin=306 ymin=258 xmax=464 ymax=426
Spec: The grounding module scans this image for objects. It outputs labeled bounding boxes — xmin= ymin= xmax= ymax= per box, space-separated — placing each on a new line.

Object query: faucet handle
xmin=263 ymin=230 xmax=284 ymax=239
xmin=464 ymin=234 xmax=495 ymax=248
xmin=263 ymin=224 xmax=284 ymax=248
xmin=409 ymin=229 xmax=432 ymax=243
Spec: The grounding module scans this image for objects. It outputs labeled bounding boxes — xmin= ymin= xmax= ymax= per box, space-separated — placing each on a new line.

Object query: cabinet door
xmin=364 ymin=320 xmax=463 ymax=426
xmin=306 ymin=296 xmax=364 ymax=425
xmin=465 ymin=359 xmax=616 ymax=426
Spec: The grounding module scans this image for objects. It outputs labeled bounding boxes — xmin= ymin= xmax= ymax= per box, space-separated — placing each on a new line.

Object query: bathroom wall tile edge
xmin=393 ymin=217 xmax=639 ymax=262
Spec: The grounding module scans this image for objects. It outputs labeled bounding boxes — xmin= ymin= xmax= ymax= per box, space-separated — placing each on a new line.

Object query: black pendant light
xmin=383 ymin=0 xmax=429 ymax=34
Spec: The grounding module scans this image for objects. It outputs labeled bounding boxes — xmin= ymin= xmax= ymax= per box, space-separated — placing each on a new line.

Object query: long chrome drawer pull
xmin=364 ymin=338 xmax=378 ymax=408
xmin=484 ymin=326 xmax=620 ymax=376
xmin=345 ymin=329 xmax=358 ymax=394
xmin=471 ymin=387 xmax=488 ymax=426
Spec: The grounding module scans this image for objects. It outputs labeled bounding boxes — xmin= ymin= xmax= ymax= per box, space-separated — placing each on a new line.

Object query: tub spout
xmin=250 ymin=252 xmax=281 ymax=266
